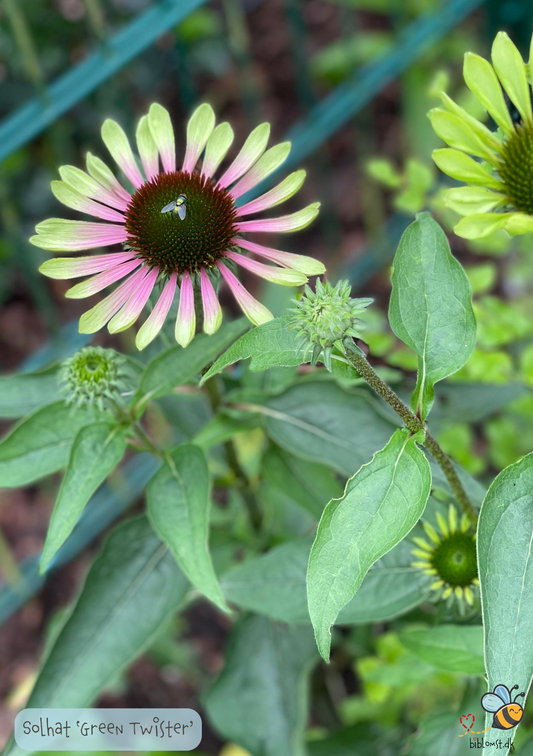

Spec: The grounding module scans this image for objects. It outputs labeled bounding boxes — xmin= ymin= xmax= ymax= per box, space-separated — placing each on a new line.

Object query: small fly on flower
xmin=161 ymin=194 xmax=187 ymax=220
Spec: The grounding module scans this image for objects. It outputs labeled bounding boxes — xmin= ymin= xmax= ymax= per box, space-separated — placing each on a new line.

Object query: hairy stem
xmin=344 ymin=345 xmax=477 ymax=524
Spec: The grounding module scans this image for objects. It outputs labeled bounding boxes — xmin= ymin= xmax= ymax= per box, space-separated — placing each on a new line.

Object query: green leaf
xmin=477 ymin=452 xmax=533 ymax=755
xmin=203 ymin=616 xmax=317 ymax=756
xmin=307 ymin=428 xmax=431 ymax=660
xmin=137 ymin=318 xmax=249 ymax=404
xmin=389 ymin=212 xmax=476 ymax=420
xmin=0 ymin=401 xmax=92 ymax=487
xmin=400 ymin=625 xmax=485 ymax=675
xmin=201 ymin=314 xmax=302 ymax=382
xmin=0 ymin=365 xmax=60 ymax=418
xmin=6 ymin=516 xmax=187 ymax=756
xmin=261 ymin=446 xmax=343 ymax=519
xmin=255 ymin=382 xmax=397 ymax=477
xmin=193 ymin=414 xmax=260 ymax=450
xmin=147 ymin=444 xmax=228 ymax=613
xmin=222 ymin=536 xmax=431 ymax=625
xmin=40 ymin=423 xmax=128 ymax=573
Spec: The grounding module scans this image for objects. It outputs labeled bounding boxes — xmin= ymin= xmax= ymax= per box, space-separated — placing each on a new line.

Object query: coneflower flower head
xmin=412 ymin=504 xmax=479 ymax=612
xmin=429 ymin=31 xmax=533 ymax=240
xmin=32 ymin=103 xmax=324 ymax=350
xmin=288 ymin=280 xmax=373 ymax=369
xmin=60 ymin=346 xmax=130 ymax=412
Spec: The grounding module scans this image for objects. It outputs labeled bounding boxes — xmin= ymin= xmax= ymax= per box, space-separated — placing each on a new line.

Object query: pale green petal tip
xmin=188 ymin=103 xmax=216 ymax=138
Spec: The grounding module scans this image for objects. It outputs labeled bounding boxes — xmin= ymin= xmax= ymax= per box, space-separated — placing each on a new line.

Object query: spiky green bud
xmin=60 ymin=346 xmax=130 ymax=412
xmin=288 ymin=280 xmax=373 ymax=369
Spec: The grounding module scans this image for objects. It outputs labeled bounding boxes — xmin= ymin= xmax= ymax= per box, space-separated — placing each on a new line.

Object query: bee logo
xmin=481 ymin=684 xmax=525 ymax=730
xmin=161 ymin=194 xmax=187 ymax=220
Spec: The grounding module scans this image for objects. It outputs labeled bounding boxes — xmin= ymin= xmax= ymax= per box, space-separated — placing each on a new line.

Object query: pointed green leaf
xmin=222 ymin=536 xmax=431 ymax=625
xmin=307 ymin=428 xmax=431 ymax=661
xmin=389 ymin=213 xmax=476 ymax=419
xmin=137 ymin=318 xmax=248 ymax=404
xmin=203 ymin=616 xmax=317 ymax=756
xmin=40 ymin=423 xmax=128 ymax=573
xmin=8 ymin=517 xmax=187 ymax=740
xmin=0 ymin=366 xmax=60 ymax=418
xmin=147 ymin=444 xmax=229 ymax=612
xmin=0 ymin=402 xmax=91 ymax=487
xmin=259 ymin=382 xmax=397 ymax=477
xmin=478 ymin=452 xmax=533 ymax=755
xmin=200 ymin=315 xmax=302 ymax=382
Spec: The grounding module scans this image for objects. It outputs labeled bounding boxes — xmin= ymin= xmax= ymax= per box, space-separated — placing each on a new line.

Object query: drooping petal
xmin=224 ymin=250 xmax=307 ymax=286
xmin=182 ymin=103 xmax=215 ymax=174
xmin=30 ymin=219 xmax=128 ymax=252
xmin=78 ymin=267 xmax=149 ymax=334
xmin=217 ymin=123 xmax=270 ymax=189
xmin=40 ymin=251 xmax=136 ymax=280
xmin=200 ymin=268 xmax=222 ymax=335
xmin=236 ymin=202 xmax=320 ymax=234
xmin=136 ymin=273 xmax=177 ymax=350
xmin=439 ymin=93 xmax=502 ymax=152
xmin=86 ymin=153 xmax=132 ymax=205
xmin=216 ymin=261 xmax=273 ymax=326
xmin=175 ymin=272 xmax=196 ymax=347
xmin=230 ymin=142 xmax=291 ymax=199
xmin=455 ymin=212 xmax=533 ymax=239
xmin=237 ymin=170 xmax=306 ymax=216
xmin=136 ymin=114 xmax=159 ymax=181
xmin=108 ymin=266 xmax=159 ymax=333
xmin=101 ymin=119 xmax=144 ymax=189
xmin=463 ymin=52 xmax=514 ymax=135
xmin=148 ymin=103 xmax=175 ymax=174
xmin=66 ymin=259 xmax=142 ymax=299
xmin=51 ymin=181 xmax=126 ymax=223
xmin=443 ymin=186 xmax=507 ymax=216
xmin=432 ymin=149 xmax=504 ymax=189
xmin=236 ymin=238 xmax=325 ymax=275
xmin=492 ymin=32 xmax=533 ymax=124
xmin=428 ymin=108 xmax=498 ymax=163
xmin=60 ymin=165 xmax=129 ymax=212
xmin=202 ymin=122 xmax=234 ymax=179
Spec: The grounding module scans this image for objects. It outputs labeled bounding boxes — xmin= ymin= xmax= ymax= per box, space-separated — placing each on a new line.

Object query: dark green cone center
xmin=125 ymin=171 xmax=238 ymax=277
xmin=499 ymin=124 xmax=533 ymax=215
xmin=431 ymin=532 xmax=478 ymax=588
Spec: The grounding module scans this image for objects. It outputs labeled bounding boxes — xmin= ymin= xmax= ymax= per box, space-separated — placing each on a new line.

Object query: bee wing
xmin=161 ymin=200 xmax=177 ymax=214
xmin=494 ymin=685 xmax=511 ymax=704
xmin=177 ymin=203 xmax=187 ymax=220
xmin=482 ymin=693 xmax=505 ymax=712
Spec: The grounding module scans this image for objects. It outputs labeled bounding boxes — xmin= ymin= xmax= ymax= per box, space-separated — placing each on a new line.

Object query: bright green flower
xmin=412 ymin=505 xmax=479 ymax=610
xmin=288 ymin=279 xmax=373 ymax=369
xmin=429 ymin=31 xmax=533 ymax=239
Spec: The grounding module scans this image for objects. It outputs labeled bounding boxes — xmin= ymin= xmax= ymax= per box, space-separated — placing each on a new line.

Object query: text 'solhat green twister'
xmin=32 ymin=104 xmax=324 ymax=350
xmin=430 ymin=31 xmax=533 ymax=240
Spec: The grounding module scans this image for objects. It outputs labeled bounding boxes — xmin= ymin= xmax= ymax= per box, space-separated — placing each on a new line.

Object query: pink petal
xmin=39 ymin=251 xmax=136 ymax=279
xmin=78 ymin=267 xmax=149 ymax=334
xmin=224 ymin=250 xmax=306 ymax=286
xmin=200 ymin=268 xmax=222 ymax=335
xmin=216 ymin=261 xmax=273 ymax=326
xmin=175 ymin=272 xmax=196 ymax=347
xmin=136 ymin=273 xmax=177 ymax=350
xmin=108 ymin=266 xmax=159 ymax=333
xmin=234 ymin=238 xmax=325 ymax=275
xmin=66 ymin=259 xmax=142 ymax=299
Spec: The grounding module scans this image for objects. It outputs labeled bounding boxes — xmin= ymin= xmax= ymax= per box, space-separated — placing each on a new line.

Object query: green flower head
xmin=288 ymin=279 xmax=373 ymax=369
xmin=60 ymin=346 xmax=130 ymax=411
xmin=412 ymin=505 xmax=479 ymax=611
xmin=429 ymin=31 xmax=533 ymax=240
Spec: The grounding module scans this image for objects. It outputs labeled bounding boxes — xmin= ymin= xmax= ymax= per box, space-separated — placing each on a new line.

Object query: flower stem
xmin=343 ymin=344 xmax=477 ymax=524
